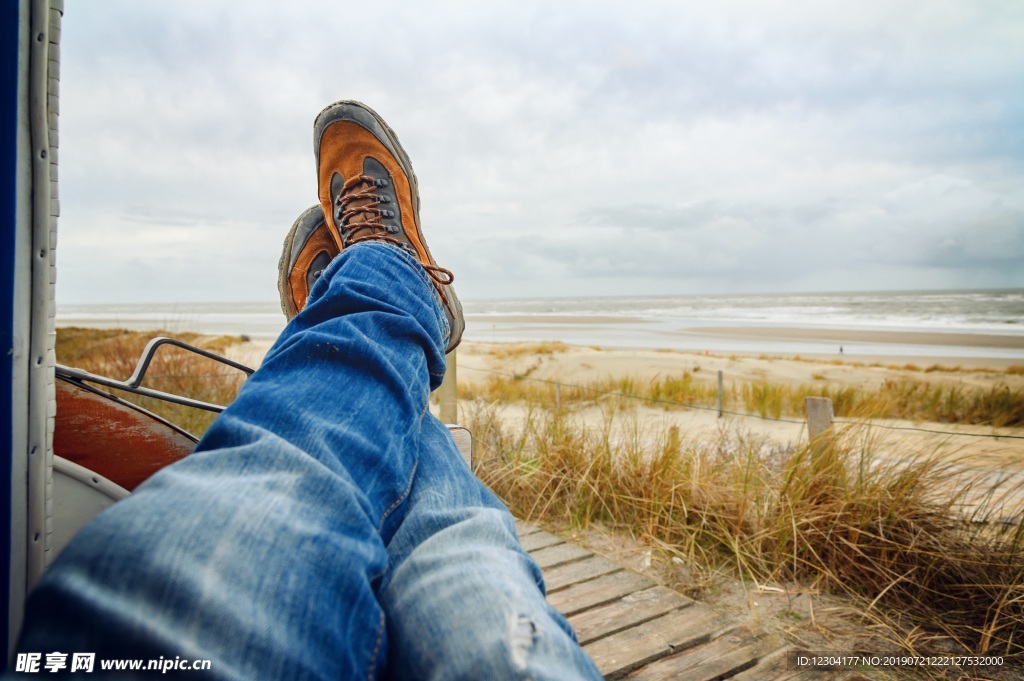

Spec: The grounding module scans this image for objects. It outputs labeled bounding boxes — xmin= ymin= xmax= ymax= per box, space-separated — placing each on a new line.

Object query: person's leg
xmin=293 ymin=96 xmax=600 ymax=678
xmin=15 ymin=242 xmax=448 ymax=680
xmin=14 ymin=98 xmax=600 ymax=680
xmin=381 ymin=416 xmax=602 ymax=681
xmin=278 ymin=198 xmax=601 ymax=679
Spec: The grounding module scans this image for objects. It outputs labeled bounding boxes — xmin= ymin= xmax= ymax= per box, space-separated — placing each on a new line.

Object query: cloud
xmin=454 ymin=169 xmax=1024 ymax=296
xmin=54 ymin=0 xmax=1024 ymax=303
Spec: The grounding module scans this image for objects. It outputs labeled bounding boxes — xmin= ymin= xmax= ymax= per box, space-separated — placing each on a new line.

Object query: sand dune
xmin=225 ymin=336 xmax=1023 ymax=471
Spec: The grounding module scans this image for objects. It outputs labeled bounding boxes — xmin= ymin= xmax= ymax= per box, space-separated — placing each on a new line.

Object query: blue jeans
xmin=13 ymin=243 xmax=600 ymax=680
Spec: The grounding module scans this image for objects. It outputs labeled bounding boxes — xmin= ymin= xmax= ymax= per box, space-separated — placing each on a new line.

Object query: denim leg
xmin=13 ymin=242 xmax=598 ymax=680
xmin=15 ymin=243 xmax=447 ymax=680
xmin=381 ymin=417 xmax=602 ymax=681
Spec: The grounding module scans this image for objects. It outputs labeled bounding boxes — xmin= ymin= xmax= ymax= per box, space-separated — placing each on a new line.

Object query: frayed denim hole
xmin=508 ymin=614 xmax=539 ymax=671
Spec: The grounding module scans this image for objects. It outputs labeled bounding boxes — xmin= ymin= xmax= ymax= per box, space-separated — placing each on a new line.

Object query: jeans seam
xmin=377 ymin=458 xmax=417 ymax=534
xmin=366 ymin=609 xmax=385 ymax=681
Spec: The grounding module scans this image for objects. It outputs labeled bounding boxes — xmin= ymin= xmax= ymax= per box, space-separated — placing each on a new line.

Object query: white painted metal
xmin=8 ymin=0 xmax=33 ymax=659
xmin=25 ymin=0 xmax=61 ymax=592
xmin=51 ymin=457 xmax=130 ymax=558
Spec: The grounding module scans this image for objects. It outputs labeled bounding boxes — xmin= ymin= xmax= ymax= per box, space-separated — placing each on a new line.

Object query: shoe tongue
xmin=330 ymin=172 xmax=346 ymax=208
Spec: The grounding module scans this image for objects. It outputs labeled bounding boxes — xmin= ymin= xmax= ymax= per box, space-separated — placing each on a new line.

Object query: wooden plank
xmin=727 ymin=646 xmax=830 ymax=681
xmin=438 ymin=350 xmax=457 ymax=424
xmin=520 ymin=530 xmax=564 ymax=552
xmin=547 ymin=570 xmax=656 ymax=616
xmin=530 ymin=541 xmax=592 ymax=569
xmin=543 ymin=555 xmax=622 ymax=593
xmin=629 ymin=625 xmax=782 ymax=681
xmin=514 ymin=519 xmax=543 ymax=537
xmin=568 ymin=586 xmax=693 ymax=645
xmin=583 ymin=605 xmax=726 ymax=679
xmin=805 ymin=396 xmax=835 ymax=440
xmin=448 ymin=425 xmax=471 ymax=467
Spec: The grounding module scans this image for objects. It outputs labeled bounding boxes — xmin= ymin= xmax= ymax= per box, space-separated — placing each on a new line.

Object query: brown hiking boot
xmin=314 ymin=100 xmax=464 ymax=352
xmin=277 ymin=205 xmax=339 ymax=320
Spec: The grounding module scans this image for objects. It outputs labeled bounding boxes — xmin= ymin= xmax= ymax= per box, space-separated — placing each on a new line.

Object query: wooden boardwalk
xmin=517 ymin=519 xmax=871 ymax=681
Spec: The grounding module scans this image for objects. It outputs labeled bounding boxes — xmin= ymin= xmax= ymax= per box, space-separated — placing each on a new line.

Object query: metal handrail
xmin=56 ymin=337 xmax=255 ymax=413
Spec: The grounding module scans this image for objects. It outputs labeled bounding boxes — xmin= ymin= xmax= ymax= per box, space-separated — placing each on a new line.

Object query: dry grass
xmin=739 ymin=379 xmax=1024 ymax=427
xmin=773 ymin=353 xmax=1024 ymax=377
xmin=466 ymin=396 xmax=1024 ymax=662
xmin=489 ymin=340 xmax=571 ymax=359
xmin=463 ymin=369 xmax=1024 ymax=427
xmin=56 ymin=327 xmax=247 ymax=436
xmin=870 ymin=380 xmax=1024 ymax=428
xmin=56 ymin=328 xmax=1024 ymax=666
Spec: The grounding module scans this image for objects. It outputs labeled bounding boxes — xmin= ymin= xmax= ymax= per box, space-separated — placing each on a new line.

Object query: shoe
xmin=277 ymin=205 xmax=339 ymax=320
xmin=314 ymin=100 xmax=464 ymax=352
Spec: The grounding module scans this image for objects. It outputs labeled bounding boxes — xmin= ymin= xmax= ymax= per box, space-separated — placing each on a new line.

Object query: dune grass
xmin=465 ymin=396 xmax=1024 ymax=661
xmin=461 ymin=367 xmax=1024 ymax=427
xmin=55 ymin=329 xmax=1024 ymax=663
xmin=56 ymin=327 xmax=247 ymax=436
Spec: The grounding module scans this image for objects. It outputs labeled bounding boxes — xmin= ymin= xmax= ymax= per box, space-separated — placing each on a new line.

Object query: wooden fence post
xmin=804 ymin=396 xmax=834 ymax=440
xmin=717 ymin=370 xmax=724 ymax=418
xmin=439 ymin=349 xmax=458 ymax=424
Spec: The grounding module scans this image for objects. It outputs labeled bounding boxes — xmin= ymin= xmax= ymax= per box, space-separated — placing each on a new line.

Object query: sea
xmin=56 ymin=288 xmax=1024 ymax=361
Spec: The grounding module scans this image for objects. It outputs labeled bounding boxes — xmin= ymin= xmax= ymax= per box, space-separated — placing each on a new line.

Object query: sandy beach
xmin=460 ymin=312 xmax=1024 ymax=364
xmin=76 ymin=323 xmax=1024 ymax=661
xmin=226 ymin=332 xmax=1024 ymax=477
xmin=688 ymin=325 xmax=1024 ymax=351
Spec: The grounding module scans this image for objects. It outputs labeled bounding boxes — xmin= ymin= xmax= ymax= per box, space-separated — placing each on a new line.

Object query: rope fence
xmin=93 ymin=356 xmax=1024 ymax=441
xmin=455 ymin=362 xmax=1024 ymax=442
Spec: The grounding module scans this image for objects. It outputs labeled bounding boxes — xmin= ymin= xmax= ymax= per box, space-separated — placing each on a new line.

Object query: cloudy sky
xmin=56 ymin=0 xmax=1023 ymax=304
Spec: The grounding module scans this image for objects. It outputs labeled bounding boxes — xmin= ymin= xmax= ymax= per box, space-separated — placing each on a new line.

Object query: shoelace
xmin=335 ymin=174 xmax=455 ymax=306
